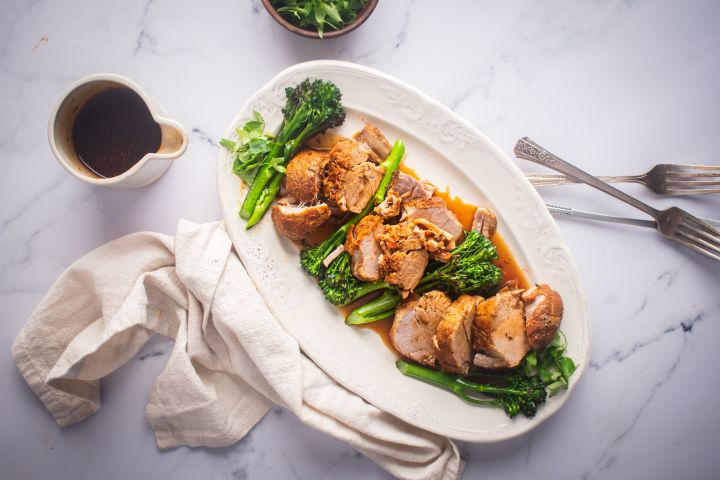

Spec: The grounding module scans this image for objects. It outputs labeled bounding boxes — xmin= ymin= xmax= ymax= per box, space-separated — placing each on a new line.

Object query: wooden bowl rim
xmin=261 ymin=0 xmax=380 ymax=39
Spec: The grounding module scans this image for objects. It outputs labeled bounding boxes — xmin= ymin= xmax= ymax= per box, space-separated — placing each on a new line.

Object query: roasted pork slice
xmin=343 ymin=162 xmax=384 ymax=213
xmin=414 ymin=219 xmax=456 ymax=262
xmin=433 ymin=295 xmax=479 ymax=374
xmin=472 ymin=206 xmax=497 ymax=238
xmin=284 ymin=149 xmax=330 ymax=203
xmin=323 ymin=138 xmax=385 ymax=213
xmin=374 ymin=192 xmax=402 ymax=219
xmin=390 ymin=291 xmax=453 ymax=366
xmin=472 ymin=284 xmax=529 ymax=369
xmin=381 ymin=249 xmax=429 ymax=292
xmin=355 ymin=122 xmax=392 ymax=160
xmin=392 ymin=172 xmax=435 ymax=200
xmin=271 ymin=203 xmax=331 ymax=242
xmin=377 ymin=218 xmax=455 ymax=262
xmin=377 ymin=220 xmax=424 ymax=253
xmin=329 ymin=137 xmax=374 ymax=169
xmin=345 ymin=214 xmax=384 ymax=281
xmin=522 ymin=284 xmax=563 ymax=350
xmin=402 ymin=197 xmax=464 ymax=243
xmin=374 ymin=172 xmax=435 ymax=219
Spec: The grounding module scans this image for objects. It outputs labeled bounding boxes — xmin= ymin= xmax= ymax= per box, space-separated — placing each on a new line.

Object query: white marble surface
xmin=2 ymin=0 xmax=719 ymax=478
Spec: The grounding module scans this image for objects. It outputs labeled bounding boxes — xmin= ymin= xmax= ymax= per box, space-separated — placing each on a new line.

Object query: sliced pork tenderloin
xmin=471 ymin=206 xmax=497 ymax=238
xmin=376 ymin=218 xmax=454 ymax=292
xmin=355 ymin=122 xmax=392 ymax=160
xmin=344 ymin=214 xmax=385 ymax=282
xmin=472 ymin=283 xmax=529 ymax=369
xmin=390 ymin=291 xmax=453 ymax=366
xmin=433 ymin=295 xmax=479 ymax=374
xmin=375 ymin=171 xmax=435 ymax=219
xmin=381 ymin=249 xmax=429 ymax=293
xmin=323 ymin=138 xmax=385 ymax=213
xmin=271 ymin=203 xmax=331 ymax=242
xmin=402 ymin=197 xmax=464 ymax=243
xmin=342 ymin=162 xmax=384 ymax=213
xmin=522 ymin=284 xmax=563 ymax=350
xmin=284 ymin=149 xmax=330 ymax=203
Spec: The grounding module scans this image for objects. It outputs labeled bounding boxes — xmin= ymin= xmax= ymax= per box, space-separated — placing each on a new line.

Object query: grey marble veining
xmin=2 ymin=1 xmax=720 ymax=479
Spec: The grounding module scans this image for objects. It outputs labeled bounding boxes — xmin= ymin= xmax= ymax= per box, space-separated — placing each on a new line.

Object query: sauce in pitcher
xmin=72 ymin=88 xmax=162 ymax=178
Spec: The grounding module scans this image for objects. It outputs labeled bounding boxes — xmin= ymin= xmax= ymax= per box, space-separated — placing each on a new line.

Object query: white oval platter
xmin=217 ymin=60 xmax=591 ymax=442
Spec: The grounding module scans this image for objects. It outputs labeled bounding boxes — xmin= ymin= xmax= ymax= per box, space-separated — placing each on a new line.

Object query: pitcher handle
xmin=154 ymin=117 xmax=188 ymax=159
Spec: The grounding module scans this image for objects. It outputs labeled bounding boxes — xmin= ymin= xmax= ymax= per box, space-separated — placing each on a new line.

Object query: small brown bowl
xmin=262 ymin=0 xmax=379 ymax=39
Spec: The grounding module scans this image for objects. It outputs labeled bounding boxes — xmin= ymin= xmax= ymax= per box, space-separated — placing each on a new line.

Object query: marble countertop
xmin=2 ymin=1 xmax=719 ymax=478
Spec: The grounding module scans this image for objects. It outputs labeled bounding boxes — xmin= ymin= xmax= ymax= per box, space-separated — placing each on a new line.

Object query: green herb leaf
xmin=324 ymin=3 xmax=342 ymax=24
xmin=560 ymin=356 xmax=577 ymax=380
xmin=546 ymin=379 xmax=568 ymax=396
xmin=219 ymin=138 xmax=237 ymax=151
xmin=221 ymin=111 xmax=276 ymax=185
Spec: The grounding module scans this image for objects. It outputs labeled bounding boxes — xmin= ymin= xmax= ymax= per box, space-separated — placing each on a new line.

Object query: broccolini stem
xmin=246 ymin=170 xmax=283 ymax=228
xmin=373 ymin=139 xmax=405 ymax=205
xmin=396 ymin=360 xmax=461 ymax=389
xmin=345 ymin=290 xmax=401 ymax=324
xmin=239 ymin=141 xmax=284 ymax=219
xmin=344 ymin=280 xmax=391 ymax=305
xmin=398 ymin=360 xmax=517 ymax=396
xmin=396 ymin=361 xmax=501 ymax=408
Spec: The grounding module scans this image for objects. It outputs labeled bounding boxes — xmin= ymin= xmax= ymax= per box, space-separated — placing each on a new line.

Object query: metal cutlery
xmin=514 ymin=137 xmax=720 ymax=262
xmin=526 ymin=164 xmax=720 ymax=195
xmin=545 ymin=204 xmax=720 ymax=229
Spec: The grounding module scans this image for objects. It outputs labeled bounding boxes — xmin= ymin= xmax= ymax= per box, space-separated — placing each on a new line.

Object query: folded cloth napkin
xmin=11 ymin=220 xmax=463 ymax=480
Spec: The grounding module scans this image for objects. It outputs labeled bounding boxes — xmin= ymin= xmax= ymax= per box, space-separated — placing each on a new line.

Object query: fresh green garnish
xmin=397 ymin=333 xmax=577 ymax=418
xmin=520 ymin=331 xmax=577 ymax=396
xmin=271 ymin=0 xmax=368 ymax=38
xmin=220 ymin=111 xmax=277 ymax=184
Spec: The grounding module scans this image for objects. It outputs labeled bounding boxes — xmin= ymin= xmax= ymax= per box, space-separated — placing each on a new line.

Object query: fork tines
xmin=674 ymin=214 xmax=720 ymax=261
xmin=661 ymin=165 xmax=720 ymax=195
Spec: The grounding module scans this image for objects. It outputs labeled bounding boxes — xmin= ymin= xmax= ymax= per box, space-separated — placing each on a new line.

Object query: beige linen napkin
xmin=12 ymin=220 xmax=463 ymax=480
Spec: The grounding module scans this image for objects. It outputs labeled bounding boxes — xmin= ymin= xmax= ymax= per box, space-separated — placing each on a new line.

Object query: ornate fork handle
xmin=526 ymin=172 xmax=643 ymax=186
xmin=514 ymin=137 xmax=660 ymax=218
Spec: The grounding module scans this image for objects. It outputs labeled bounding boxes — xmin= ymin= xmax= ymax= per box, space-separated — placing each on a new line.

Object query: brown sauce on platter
xmin=72 ymin=88 xmax=161 ymax=178
xmin=338 ymin=292 xmax=397 ymax=354
xmin=492 ymin=233 xmax=530 ymax=290
xmin=306 ymin=132 xmax=345 ymax=151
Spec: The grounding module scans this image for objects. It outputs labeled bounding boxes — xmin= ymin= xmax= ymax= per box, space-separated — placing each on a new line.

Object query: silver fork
xmin=526 ymin=164 xmax=720 ymax=195
xmin=514 ymin=137 xmax=720 ymax=262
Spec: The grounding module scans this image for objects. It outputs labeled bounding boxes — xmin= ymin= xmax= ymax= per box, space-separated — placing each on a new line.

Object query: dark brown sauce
xmin=72 ymin=88 xmax=161 ymax=178
xmin=306 ymin=132 xmax=344 ymax=151
xmin=303 ymin=217 xmax=343 ymax=247
xmin=492 ymin=233 xmax=530 ymax=290
xmin=338 ymin=292 xmax=398 ymax=355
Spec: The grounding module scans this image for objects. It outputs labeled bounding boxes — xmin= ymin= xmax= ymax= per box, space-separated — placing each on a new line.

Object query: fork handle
xmin=514 ymin=138 xmax=660 ymax=218
xmin=526 ymin=172 xmax=643 ymax=186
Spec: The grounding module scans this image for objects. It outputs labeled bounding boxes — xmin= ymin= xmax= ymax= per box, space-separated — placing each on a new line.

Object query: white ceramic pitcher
xmin=48 ymin=73 xmax=188 ymax=188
